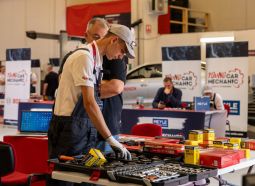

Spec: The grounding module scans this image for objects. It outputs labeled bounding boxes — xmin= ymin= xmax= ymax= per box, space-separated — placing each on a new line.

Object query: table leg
xmin=213 ymin=175 xmax=238 ymax=186
xmin=247 ymin=165 xmax=254 ymax=174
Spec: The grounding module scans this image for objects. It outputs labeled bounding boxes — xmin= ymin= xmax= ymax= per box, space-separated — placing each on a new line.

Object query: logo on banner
xmin=166 ymin=71 xmax=197 ymax=90
xmin=153 ymin=118 xmax=169 ymax=128
xmin=223 ymin=100 xmax=240 ymax=115
xmin=194 ymin=96 xmax=210 ymax=111
xmin=6 ymin=70 xmax=28 ymax=85
xmin=207 ymin=68 xmax=244 ymax=88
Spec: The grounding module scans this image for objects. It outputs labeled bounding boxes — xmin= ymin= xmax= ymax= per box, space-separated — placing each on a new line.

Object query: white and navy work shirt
xmin=54 ymin=41 xmax=103 ymax=116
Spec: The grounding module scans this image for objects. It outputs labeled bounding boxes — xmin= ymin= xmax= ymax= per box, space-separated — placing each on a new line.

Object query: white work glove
xmin=106 ymin=136 xmax=132 ymax=160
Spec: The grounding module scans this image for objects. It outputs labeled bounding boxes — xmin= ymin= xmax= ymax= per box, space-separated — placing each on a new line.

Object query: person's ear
xmin=110 ymin=36 xmax=119 ymax=44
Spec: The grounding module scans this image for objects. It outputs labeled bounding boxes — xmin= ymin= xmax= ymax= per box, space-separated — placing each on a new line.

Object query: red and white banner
xmin=4 ymin=61 xmax=31 ymax=124
xmin=162 ymin=46 xmax=201 ymax=102
xmin=206 ymin=42 xmax=248 ymax=135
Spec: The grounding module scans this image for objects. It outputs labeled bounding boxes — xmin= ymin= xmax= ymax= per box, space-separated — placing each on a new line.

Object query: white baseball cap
xmin=109 ymin=24 xmax=136 ymax=59
xmin=203 ymin=85 xmax=214 ymax=94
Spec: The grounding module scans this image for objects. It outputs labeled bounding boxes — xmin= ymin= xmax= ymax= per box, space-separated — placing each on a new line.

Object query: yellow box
xmin=184 ymin=145 xmax=200 ymax=165
xmin=94 ymin=149 xmax=107 ymax=166
xmin=199 ymin=140 xmax=213 ymax=148
xmin=244 ymin=149 xmax=250 ymax=159
xmin=230 ymin=138 xmax=241 ymax=147
xmin=224 ymin=143 xmax=239 ymax=150
xmin=213 ymin=140 xmax=227 ymax=148
xmin=203 ymin=129 xmax=215 ymax=141
xmin=189 ymin=130 xmax=203 ymax=142
xmin=84 ymin=148 xmax=107 ymax=167
xmin=185 ymin=140 xmax=199 ymax=146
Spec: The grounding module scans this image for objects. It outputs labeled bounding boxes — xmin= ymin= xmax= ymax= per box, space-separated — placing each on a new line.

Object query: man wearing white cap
xmin=48 ymin=23 xmax=135 ymax=171
xmin=203 ymin=85 xmax=224 ymax=110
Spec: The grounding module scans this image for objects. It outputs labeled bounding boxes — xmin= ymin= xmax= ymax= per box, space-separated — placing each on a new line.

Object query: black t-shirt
xmin=44 ymin=71 xmax=59 ymax=97
xmin=101 ymin=56 xmax=127 ymax=136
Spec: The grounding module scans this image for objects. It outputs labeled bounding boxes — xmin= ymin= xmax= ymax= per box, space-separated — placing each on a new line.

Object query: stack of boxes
xmin=184 ymin=129 xmax=208 ymax=165
xmin=184 ymin=129 xmax=251 ymax=167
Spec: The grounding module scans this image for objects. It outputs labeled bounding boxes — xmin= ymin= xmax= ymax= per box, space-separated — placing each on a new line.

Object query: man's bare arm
xmin=100 ymin=79 xmax=124 ymax=99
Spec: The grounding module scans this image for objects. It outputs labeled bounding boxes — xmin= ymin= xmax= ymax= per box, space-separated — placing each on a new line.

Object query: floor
xmin=1 ymin=124 xmax=255 ymax=186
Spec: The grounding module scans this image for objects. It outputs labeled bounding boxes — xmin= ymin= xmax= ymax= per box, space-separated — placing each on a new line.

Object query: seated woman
xmin=152 ymin=77 xmax=182 ymax=109
xmin=203 ymin=85 xmax=224 ymax=110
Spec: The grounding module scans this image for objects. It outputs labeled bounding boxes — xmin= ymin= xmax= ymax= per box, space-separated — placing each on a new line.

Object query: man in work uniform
xmin=47 ymin=24 xmax=135 ymax=185
xmin=82 ymin=18 xmax=129 ymax=154
xmin=83 ymin=18 xmax=129 ymax=153
xmin=57 ymin=18 xmax=128 ymax=154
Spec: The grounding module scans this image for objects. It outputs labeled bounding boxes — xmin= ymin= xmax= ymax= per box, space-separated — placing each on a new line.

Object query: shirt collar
xmin=92 ymin=40 xmax=103 ymax=67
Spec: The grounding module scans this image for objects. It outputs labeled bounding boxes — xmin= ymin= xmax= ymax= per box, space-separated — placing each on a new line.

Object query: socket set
xmin=157 ymin=162 xmax=217 ymax=181
xmin=107 ymin=163 xmax=189 ymax=186
xmin=49 ymin=153 xmax=166 ymax=179
xmin=49 ymin=152 xmax=216 ymax=185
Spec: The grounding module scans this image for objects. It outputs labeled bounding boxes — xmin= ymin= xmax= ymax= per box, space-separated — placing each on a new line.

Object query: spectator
xmin=203 ymin=84 xmax=224 ymax=110
xmin=0 ymin=65 xmax=5 ymax=99
xmin=152 ymin=76 xmax=182 ymax=109
xmin=30 ymin=72 xmax=37 ymax=94
xmin=43 ymin=64 xmax=58 ymax=100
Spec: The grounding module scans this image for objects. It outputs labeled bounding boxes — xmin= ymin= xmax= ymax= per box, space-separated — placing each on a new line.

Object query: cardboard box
xmin=200 ymin=149 xmax=240 ymax=168
xmin=203 ymin=129 xmax=215 ymax=141
xmin=184 ymin=146 xmax=200 ymax=165
xmin=84 ymin=148 xmax=106 ymax=167
xmin=189 ymin=130 xmax=203 ymax=142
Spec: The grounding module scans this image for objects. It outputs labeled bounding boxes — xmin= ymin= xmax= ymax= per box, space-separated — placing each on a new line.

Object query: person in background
xmin=152 ymin=76 xmax=182 ymax=109
xmin=203 ymin=84 xmax=224 ymax=110
xmin=97 ymin=56 xmax=127 ymax=154
xmin=43 ymin=63 xmax=58 ymax=100
xmin=0 ymin=65 xmax=5 ymax=99
xmin=30 ymin=72 xmax=37 ymax=94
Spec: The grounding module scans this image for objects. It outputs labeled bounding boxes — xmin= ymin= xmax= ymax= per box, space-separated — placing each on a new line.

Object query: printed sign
xmin=138 ymin=116 xmax=186 ymax=130
xmin=194 ymin=96 xmax=210 ymax=111
xmin=4 ymin=61 xmax=31 ymax=124
xmin=153 ymin=118 xmax=169 ymax=128
xmin=207 ymin=68 xmax=244 ymax=88
xmin=223 ymin=100 xmax=240 ymax=115
xmin=166 ymin=71 xmax=197 ymax=90
xmin=162 ymin=46 xmax=201 ymax=102
xmin=206 ymin=42 xmax=248 ymax=133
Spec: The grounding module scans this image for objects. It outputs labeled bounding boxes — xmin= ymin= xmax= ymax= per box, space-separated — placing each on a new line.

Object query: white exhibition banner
xmin=4 ymin=61 xmax=31 ymax=123
xmin=161 ymin=46 xmax=201 ymax=102
xmin=206 ymin=42 xmax=248 ymax=135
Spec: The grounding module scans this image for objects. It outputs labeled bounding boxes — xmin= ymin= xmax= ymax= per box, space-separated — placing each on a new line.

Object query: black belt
xmin=52 ymin=115 xmax=72 ymax=121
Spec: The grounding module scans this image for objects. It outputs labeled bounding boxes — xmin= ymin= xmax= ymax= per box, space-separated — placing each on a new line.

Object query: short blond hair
xmin=86 ymin=17 xmax=109 ymax=32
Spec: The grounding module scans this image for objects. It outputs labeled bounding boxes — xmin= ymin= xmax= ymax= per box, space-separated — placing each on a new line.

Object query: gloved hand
xmin=106 ymin=136 xmax=132 ymax=160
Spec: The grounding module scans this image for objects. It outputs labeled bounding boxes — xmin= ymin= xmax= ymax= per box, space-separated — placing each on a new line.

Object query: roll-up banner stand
xmin=206 ymin=42 xmax=248 ymax=137
xmin=4 ymin=61 xmax=31 ymax=125
xmin=4 ymin=48 xmax=31 ymax=125
xmin=161 ymin=46 xmax=201 ymax=102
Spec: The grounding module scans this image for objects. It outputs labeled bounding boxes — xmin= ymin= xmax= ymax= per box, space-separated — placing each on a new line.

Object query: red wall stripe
xmin=67 ymin=0 xmax=131 ymax=36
